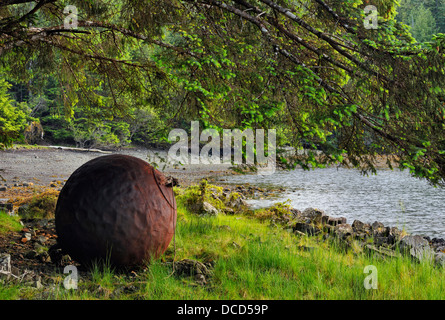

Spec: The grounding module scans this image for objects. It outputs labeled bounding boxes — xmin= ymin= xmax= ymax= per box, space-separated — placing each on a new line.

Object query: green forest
xmin=1 ymin=0 xmax=445 ymax=186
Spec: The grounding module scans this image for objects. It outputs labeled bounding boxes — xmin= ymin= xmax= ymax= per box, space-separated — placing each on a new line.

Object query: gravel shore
xmin=0 ymin=146 xmax=234 ymax=188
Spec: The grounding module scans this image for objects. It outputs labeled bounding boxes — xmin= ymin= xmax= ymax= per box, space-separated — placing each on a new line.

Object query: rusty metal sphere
xmin=55 ymin=154 xmax=177 ymax=267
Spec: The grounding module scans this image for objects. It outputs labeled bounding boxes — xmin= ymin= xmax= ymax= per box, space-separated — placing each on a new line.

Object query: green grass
xmin=0 ymin=210 xmax=22 ymax=235
xmin=2 ymin=192 xmax=445 ymax=300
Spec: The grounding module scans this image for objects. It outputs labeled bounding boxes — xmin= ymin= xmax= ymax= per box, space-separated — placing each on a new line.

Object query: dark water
xmin=218 ymin=167 xmax=445 ymax=238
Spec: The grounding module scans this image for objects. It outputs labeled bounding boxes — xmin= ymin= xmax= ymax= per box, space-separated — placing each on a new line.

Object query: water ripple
xmin=219 ymin=168 xmax=445 ymax=238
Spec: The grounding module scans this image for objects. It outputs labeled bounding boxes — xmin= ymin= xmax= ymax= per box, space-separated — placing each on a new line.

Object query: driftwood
xmin=47 ymin=146 xmax=112 ymax=154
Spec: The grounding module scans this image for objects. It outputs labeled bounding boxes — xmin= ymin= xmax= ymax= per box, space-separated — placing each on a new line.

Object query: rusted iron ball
xmin=55 ymin=154 xmax=177 ymax=267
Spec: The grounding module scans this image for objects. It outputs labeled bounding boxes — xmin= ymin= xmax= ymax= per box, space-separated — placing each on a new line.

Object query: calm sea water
xmin=218 ymin=167 xmax=445 ymax=238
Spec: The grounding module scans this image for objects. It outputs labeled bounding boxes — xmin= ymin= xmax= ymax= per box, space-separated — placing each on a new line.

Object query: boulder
xmin=399 ymin=235 xmax=435 ymax=263
xmin=327 ymin=216 xmax=347 ymax=226
xmin=351 ymin=220 xmax=371 ymax=241
xmin=372 ymin=221 xmax=384 ymax=230
xmin=289 ymin=208 xmax=302 ymax=220
xmin=301 ymin=208 xmax=326 ymax=224
xmin=293 ymin=222 xmax=321 ymax=236
xmin=374 ymin=236 xmax=389 ymax=247
xmin=434 ymin=252 xmax=445 ymax=267
xmin=429 ymin=237 xmax=445 ymax=252
xmin=388 ymin=227 xmax=405 ymax=245
xmin=333 ymin=223 xmax=353 ymax=240
xmin=225 ymin=193 xmax=247 ymax=210
xmin=371 ymin=221 xmax=390 ymax=237
xmin=352 ymin=220 xmax=371 ymax=234
xmin=202 ymin=201 xmax=219 ymax=216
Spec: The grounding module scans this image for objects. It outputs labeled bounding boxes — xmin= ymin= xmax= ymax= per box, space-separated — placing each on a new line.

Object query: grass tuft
xmin=0 ymin=210 xmax=22 ymax=235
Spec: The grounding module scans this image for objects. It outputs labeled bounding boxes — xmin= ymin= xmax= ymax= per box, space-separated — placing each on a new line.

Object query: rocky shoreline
xmin=1 ymin=179 xmax=445 ymax=295
xmin=289 ymin=207 xmax=445 ymax=266
xmin=192 ymin=183 xmax=445 ymax=267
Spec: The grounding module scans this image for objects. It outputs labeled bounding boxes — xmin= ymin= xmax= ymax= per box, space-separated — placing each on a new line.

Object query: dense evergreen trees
xmin=1 ymin=0 xmax=445 ymax=186
xmin=396 ymin=0 xmax=445 ymax=42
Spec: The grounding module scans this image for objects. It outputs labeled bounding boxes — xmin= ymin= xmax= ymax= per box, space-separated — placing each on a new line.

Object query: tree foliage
xmin=396 ymin=0 xmax=444 ymax=43
xmin=0 ymin=78 xmax=32 ymax=149
xmin=1 ymin=0 xmax=445 ymax=185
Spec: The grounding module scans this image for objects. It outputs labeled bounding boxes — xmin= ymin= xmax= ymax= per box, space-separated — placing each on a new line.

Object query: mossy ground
xmin=1 ymin=183 xmax=445 ymax=300
xmin=14 ymin=189 xmax=59 ymax=219
xmin=0 ymin=211 xmax=22 ymax=235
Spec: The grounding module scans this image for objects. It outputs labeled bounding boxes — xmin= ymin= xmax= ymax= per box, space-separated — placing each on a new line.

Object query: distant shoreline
xmin=1 ymin=144 xmax=400 ymax=189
